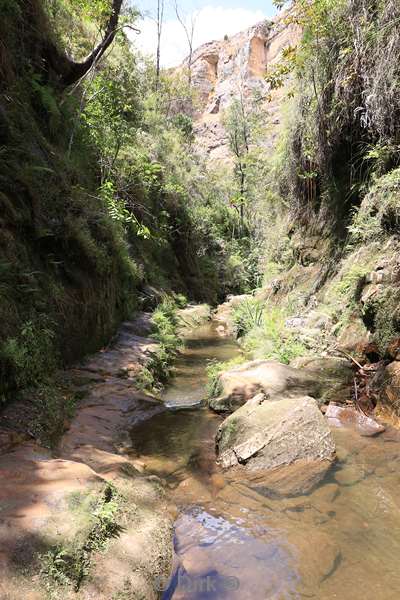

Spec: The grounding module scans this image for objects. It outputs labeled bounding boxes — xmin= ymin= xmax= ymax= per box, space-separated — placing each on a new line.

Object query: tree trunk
xmin=45 ymin=0 xmax=123 ymax=87
xmin=239 ymin=165 xmax=246 ymax=234
xmin=155 ymin=0 xmax=164 ymax=91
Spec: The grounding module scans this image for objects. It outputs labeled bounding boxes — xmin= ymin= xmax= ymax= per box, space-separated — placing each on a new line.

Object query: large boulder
xmin=178 ymin=304 xmax=211 ymax=331
xmin=216 ymin=395 xmax=335 ymax=493
xmin=291 ymin=356 xmax=354 ymax=404
xmin=209 ymin=359 xmax=351 ymax=413
xmin=239 ymin=458 xmax=334 ymax=498
xmin=210 ymin=360 xmax=318 ymax=413
xmin=336 ymin=317 xmax=372 ymax=359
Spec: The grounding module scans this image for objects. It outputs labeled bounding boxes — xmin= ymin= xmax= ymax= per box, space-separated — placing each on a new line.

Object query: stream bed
xmin=129 ymin=322 xmax=400 ymax=600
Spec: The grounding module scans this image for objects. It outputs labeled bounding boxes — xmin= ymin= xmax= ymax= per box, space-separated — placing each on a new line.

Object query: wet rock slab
xmin=326 ymin=403 xmax=385 ymax=437
xmin=0 ymin=315 xmax=174 ymax=600
xmin=242 ymin=459 xmax=334 ymax=498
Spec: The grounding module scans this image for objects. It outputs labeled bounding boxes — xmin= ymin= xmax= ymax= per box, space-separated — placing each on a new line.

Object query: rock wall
xmin=185 ymin=15 xmax=300 ymax=161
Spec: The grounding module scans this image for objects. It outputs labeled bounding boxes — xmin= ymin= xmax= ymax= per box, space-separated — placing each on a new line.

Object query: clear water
xmin=129 ymin=322 xmax=400 ymax=600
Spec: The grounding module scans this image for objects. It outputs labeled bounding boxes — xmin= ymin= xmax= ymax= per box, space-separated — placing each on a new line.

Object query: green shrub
xmin=173 ymin=293 xmax=188 ymax=308
xmin=136 ymin=295 xmax=185 ymax=392
xmin=241 ymin=306 xmax=306 ymax=364
xmin=0 ymin=315 xmax=58 ymax=394
xmin=232 ymin=298 xmax=263 ymax=337
xmin=151 ymin=296 xmax=182 ymax=353
xmin=134 ymin=366 xmax=157 ymax=394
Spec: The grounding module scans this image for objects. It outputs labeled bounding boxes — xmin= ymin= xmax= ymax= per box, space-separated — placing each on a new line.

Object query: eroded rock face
xmin=180 ymin=16 xmax=299 ymax=161
xmin=336 ymin=318 xmax=372 ymax=358
xmin=291 ymin=356 xmax=354 ymax=404
xmin=216 ymin=395 xmax=335 ymax=484
xmin=178 ymin=304 xmax=211 ymax=331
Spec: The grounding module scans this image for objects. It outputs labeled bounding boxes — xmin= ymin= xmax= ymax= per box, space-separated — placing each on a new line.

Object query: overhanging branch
xmin=45 ymin=0 xmax=125 ymax=87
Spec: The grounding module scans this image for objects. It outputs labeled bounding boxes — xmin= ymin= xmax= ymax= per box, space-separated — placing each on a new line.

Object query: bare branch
xmin=156 ymin=0 xmax=165 ymax=90
xmin=174 ymin=0 xmax=197 ymax=86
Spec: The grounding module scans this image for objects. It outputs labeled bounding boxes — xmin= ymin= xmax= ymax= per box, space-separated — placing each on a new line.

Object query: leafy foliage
xmin=235 ymin=300 xmax=307 ymax=365
xmin=139 ymin=295 xmax=184 ymax=391
xmin=1 ymin=315 xmax=58 ymax=391
xmin=0 ymin=0 xmax=261 ymax=404
xmin=274 ymin=0 xmax=400 ymax=231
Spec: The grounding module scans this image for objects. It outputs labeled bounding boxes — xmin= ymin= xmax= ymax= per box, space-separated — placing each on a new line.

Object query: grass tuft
xmin=40 ymin=483 xmax=123 ymax=593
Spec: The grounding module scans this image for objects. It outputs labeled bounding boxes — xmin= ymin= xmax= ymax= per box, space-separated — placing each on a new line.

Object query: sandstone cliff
xmin=185 ymin=15 xmax=299 ymax=161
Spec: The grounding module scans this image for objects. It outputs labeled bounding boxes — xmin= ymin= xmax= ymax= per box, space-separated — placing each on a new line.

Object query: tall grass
xmin=232 ymin=298 xmax=306 ymax=365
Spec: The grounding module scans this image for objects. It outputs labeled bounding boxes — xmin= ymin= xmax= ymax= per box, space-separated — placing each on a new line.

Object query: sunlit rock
xmin=216 ymin=395 xmax=335 ymax=482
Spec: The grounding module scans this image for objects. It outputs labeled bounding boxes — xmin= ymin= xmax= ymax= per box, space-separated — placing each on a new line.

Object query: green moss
xmin=221 ymin=417 xmax=239 ymax=447
xmin=331 ymin=265 xmax=367 ymax=301
xmin=363 ymin=287 xmax=400 ymax=355
xmin=349 ymin=168 xmax=400 ymax=243
xmin=317 ymin=246 xmax=378 ymax=337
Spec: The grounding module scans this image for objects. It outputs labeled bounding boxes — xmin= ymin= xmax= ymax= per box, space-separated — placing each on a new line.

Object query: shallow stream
xmin=129 ymin=322 xmax=400 ymax=600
